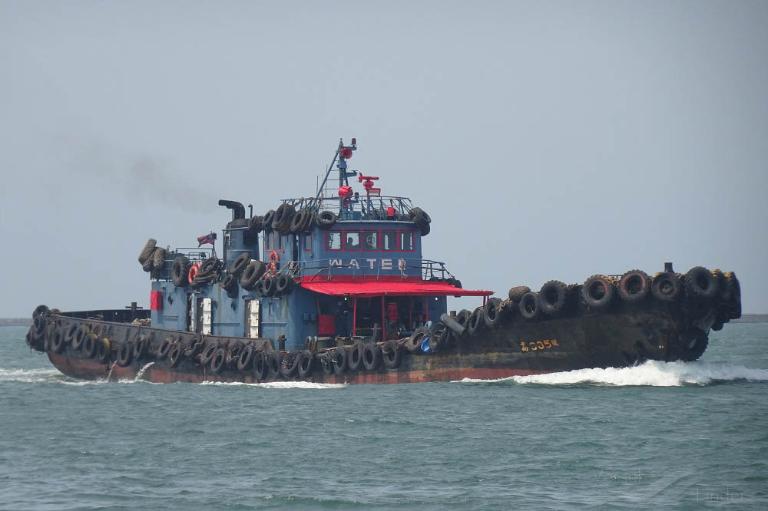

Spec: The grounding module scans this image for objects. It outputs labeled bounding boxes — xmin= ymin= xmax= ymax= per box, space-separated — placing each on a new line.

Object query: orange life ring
xmin=188 ymin=262 xmax=201 ymax=284
xmin=269 ymin=250 xmax=280 ymax=263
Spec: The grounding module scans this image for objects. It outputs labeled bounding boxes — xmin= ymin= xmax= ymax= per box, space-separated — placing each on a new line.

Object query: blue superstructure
xmin=146 ymin=139 xmax=488 ymax=351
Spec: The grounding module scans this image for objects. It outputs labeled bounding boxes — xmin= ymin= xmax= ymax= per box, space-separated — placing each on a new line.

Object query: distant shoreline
xmin=732 ymin=313 xmax=768 ymax=323
xmin=0 ymin=319 xmax=32 ymax=327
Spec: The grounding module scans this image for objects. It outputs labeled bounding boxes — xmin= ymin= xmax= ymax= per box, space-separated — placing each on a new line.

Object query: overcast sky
xmin=1 ymin=0 xmax=766 ymax=317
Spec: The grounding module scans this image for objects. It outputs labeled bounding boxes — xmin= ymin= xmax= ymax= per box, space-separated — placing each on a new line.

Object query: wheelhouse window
xmin=345 ymin=232 xmax=360 ymax=250
xmin=303 ymin=234 xmax=312 ymax=251
xmin=400 ymin=231 xmax=414 ymax=251
xmin=363 ymin=232 xmax=378 ymax=250
xmin=327 ymin=232 xmax=341 ymax=250
xmin=382 ymin=231 xmax=396 ymax=251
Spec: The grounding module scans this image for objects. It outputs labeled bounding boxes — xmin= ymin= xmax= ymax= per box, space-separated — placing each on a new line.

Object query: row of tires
xmin=240 ymin=203 xmax=433 ymax=238
xmin=423 ymin=267 xmax=741 ymax=347
xmin=137 ymin=239 xmax=297 ymax=298
xmin=31 ymin=312 xmax=405 ymax=381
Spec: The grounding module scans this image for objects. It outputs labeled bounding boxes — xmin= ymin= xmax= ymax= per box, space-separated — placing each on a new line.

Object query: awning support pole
xmin=381 ymin=297 xmax=386 ymax=341
xmin=352 ymin=297 xmax=357 ymax=337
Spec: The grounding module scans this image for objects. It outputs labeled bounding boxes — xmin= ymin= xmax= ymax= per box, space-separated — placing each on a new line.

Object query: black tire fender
xmin=483 ymin=298 xmax=503 ymax=328
xmin=405 ymin=327 xmax=428 ymax=352
xmin=138 ymin=239 xmax=157 ymax=265
xmin=279 ymin=352 xmax=300 ymax=378
xmin=382 ymin=341 xmax=401 ymax=369
xmin=332 ymin=348 xmax=347 ymax=375
xmin=651 ymin=272 xmax=681 ymax=302
xmin=684 ymin=266 xmax=719 ymax=300
xmin=237 ymin=344 xmax=256 ymax=371
xmin=228 ymin=252 xmax=251 ymax=277
xmin=362 ymin=342 xmax=382 ymax=370
xmin=240 ymin=260 xmax=266 ymax=290
xmin=275 ymin=274 xmax=294 ymax=295
xmin=297 ymin=351 xmax=314 ymax=378
xmin=508 ymin=286 xmax=531 ymax=303
xmin=317 ymin=210 xmax=337 ymax=229
xmin=467 ymin=307 xmax=485 ymax=335
xmin=519 ymin=292 xmax=541 ymax=320
xmin=168 ymin=342 xmax=184 ymax=368
xmin=539 ymin=280 xmax=568 ymax=316
xmin=347 ymin=342 xmax=363 ymax=372
xmin=618 ymin=270 xmax=650 ymax=303
xmin=171 ymin=256 xmax=190 ymax=287
xmin=581 ymin=275 xmax=615 ymax=310
xmin=209 ymin=347 xmax=227 ymax=374
xmin=116 ymin=342 xmax=134 ymax=367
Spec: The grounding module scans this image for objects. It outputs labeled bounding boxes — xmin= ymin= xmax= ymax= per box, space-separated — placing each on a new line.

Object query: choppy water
xmin=1 ymin=324 xmax=767 ymax=510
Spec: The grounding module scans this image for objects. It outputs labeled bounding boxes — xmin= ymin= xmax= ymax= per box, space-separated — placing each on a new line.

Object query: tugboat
xmin=25 ymin=139 xmax=742 ymax=384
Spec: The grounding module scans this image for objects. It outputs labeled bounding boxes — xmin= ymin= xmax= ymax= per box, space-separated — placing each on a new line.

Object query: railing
xmin=418 ymin=260 xmax=457 ymax=282
xmin=279 ymin=195 xmax=414 ymax=221
xmin=281 ymin=258 xmax=457 ymax=283
xmin=174 ymin=247 xmax=215 ymax=262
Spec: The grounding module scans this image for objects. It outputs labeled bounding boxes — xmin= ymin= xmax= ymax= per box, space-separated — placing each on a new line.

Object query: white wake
xmin=458 ymin=360 xmax=768 ymax=387
xmin=200 ymin=380 xmax=346 ymax=389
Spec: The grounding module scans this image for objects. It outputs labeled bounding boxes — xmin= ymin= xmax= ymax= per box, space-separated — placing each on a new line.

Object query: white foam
xmin=0 ymin=368 xmax=61 ymax=383
xmin=200 ymin=380 xmax=346 ymax=389
xmin=457 ymin=361 xmax=768 ymax=387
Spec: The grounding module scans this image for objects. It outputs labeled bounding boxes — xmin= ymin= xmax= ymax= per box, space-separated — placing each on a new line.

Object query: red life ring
xmin=188 ymin=262 xmax=201 ymax=284
xmin=269 ymin=250 xmax=280 ymax=263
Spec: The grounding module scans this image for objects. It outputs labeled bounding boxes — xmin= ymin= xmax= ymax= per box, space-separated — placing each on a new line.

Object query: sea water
xmin=1 ymin=324 xmax=766 ymax=510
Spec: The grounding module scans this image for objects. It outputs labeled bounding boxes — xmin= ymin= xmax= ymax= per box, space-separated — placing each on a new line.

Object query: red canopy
xmin=299 ymin=279 xmax=492 ymax=298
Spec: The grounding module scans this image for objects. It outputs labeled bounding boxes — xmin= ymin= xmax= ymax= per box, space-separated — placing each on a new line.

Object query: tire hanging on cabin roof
xmin=151 ymin=247 xmax=167 ymax=273
xmin=228 ymin=252 xmax=252 ymax=277
xmin=289 ymin=209 xmax=308 ymax=233
xmin=240 ymin=260 xmax=266 ymax=290
xmin=317 ymin=210 xmax=337 ymax=229
xmin=220 ymin=273 xmax=238 ymax=297
xmin=275 ymin=274 xmax=294 ymax=295
xmin=172 ymin=256 xmax=190 ymax=287
xmin=244 ymin=215 xmax=263 ymax=244
xmin=262 ymin=210 xmax=276 ymax=231
xmin=273 ymin=203 xmax=296 ymax=233
xmin=142 ymin=257 xmax=155 ymax=273
xmin=138 ymin=239 xmax=157 ymax=265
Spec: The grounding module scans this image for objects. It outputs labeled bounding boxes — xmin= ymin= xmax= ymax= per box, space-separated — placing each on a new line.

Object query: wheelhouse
xmin=145 ymin=139 xmax=491 ymax=351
